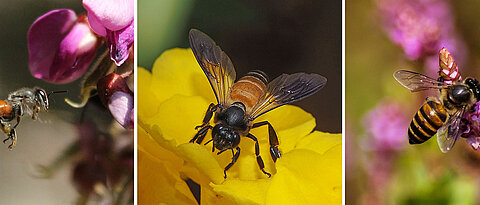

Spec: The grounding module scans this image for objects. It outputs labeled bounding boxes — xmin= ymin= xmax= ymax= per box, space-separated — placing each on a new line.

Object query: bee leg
xmin=204 ymin=139 xmax=213 ymax=145
xmin=195 ymin=103 xmax=218 ymax=130
xmin=0 ymin=122 xmax=15 ymax=150
xmin=223 ymin=147 xmax=240 ymax=178
xmin=190 ymin=125 xmax=212 ymax=144
xmin=252 ymin=121 xmax=281 ymax=162
xmin=13 ymin=116 xmax=21 ymax=129
xmin=246 ymin=133 xmax=271 ymax=177
xmin=7 ymin=129 xmax=16 ymax=150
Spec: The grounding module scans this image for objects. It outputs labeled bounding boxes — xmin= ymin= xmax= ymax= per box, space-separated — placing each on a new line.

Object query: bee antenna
xmin=48 ymin=90 xmax=68 ymax=97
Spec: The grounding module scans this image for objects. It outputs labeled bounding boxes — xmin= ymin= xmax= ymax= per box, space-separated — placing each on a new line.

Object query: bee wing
xmin=249 ymin=73 xmax=327 ymax=120
xmin=394 ymin=70 xmax=449 ymax=92
xmin=436 ymin=107 xmax=465 ymax=153
xmin=189 ymin=29 xmax=236 ymax=105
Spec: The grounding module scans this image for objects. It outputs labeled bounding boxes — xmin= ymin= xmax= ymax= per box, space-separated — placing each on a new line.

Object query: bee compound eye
xmin=451 ymin=85 xmax=471 ymax=103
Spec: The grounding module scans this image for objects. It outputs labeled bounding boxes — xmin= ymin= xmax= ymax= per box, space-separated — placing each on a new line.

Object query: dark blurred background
xmin=139 ymin=0 xmax=342 ymax=133
xmin=0 ymin=0 xmax=93 ymax=204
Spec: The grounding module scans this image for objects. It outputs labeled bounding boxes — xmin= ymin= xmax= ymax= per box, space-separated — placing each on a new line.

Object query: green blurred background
xmin=347 ymin=0 xmax=480 ymax=204
xmin=139 ymin=0 xmax=342 ymax=133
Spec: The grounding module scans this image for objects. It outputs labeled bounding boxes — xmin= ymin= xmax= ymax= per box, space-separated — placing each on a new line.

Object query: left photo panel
xmin=0 ymin=1 xmax=133 ymax=204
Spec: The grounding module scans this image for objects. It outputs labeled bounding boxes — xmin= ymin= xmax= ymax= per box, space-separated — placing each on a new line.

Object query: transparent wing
xmin=436 ymin=107 xmax=465 ymax=153
xmin=189 ymin=29 xmax=236 ymax=105
xmin=249 ymin=73 xmax=327 ymax=120
xmin=393 ymin=70 xmax=449 ymax=92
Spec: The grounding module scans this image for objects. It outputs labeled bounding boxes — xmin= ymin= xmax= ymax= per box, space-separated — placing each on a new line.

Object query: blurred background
xmin=347 ymin=0 xmax=480 ymax=204
xmin=139 ymin=0 xmax=342 ymax=133
xmin=0 ymin=1 xmax=132 ymax=204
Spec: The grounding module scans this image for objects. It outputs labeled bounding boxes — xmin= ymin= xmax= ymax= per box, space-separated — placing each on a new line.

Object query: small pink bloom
xmin=461 ymin=102 xmax=480 ymax=151
xmin=83 ymin=0 xmax=134 ymax=66
xmin=28 ymin=9 xmax=99 ymax=84
xmin=97 ymin=73 xmax=134 ymax=129
xmin=364 ymin=101 xmax=409 ymax=152
xmin=106 ymin=21 xmax=134 ymax=66
xmin=109 ymin=92 xmax=134 ymax=129
xmin=377 ymin=0 xmax=463 ymax=60
xmin=82 ymin=0 xmax=134 ymax=35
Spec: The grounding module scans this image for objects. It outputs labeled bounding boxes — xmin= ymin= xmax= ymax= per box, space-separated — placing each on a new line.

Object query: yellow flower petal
xmin=201 ymin=185 xmax=237 ymax=205
xmin=143 ymin=95 xmax=210 ymax=147
xmin=253 ymin=105 xmax=316 ymax=154
xmin=138 ymin=149 xmax=197 ymax=205
xmin=138 ymin=126 xmax=183 ymax=170
xmin=295 ymin=131 xmax=342 ymax=155
xmin=150 ymin=48 xmax=215 ymax=103
xmin=266 ymin=146 xmax=342 ymax=205
xmin=138 ymin=48 xmax=342 ymax=204
xmin=138 ymin=67 xmax=161 ymax=119
xmin=177 ymin=143 xmax=225 ymax=184
xmin=211 ymin=179 xmax=271 ymax=205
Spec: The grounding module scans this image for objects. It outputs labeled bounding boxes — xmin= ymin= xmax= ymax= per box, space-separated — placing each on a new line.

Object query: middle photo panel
xmin=137 ymin=1 xmax=342 ymax=204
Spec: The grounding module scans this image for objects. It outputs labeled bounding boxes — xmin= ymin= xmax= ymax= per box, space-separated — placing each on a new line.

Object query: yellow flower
xmin=138 ymin=48 xmax=342 ymax=204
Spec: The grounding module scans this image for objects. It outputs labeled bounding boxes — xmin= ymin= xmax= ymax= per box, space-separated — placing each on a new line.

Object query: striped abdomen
xmin=0 ymin=100 xmax=12 ymax=117
xmin=228 ymin=70 xmax=268 ymax=111
xmin=408 ymin=101 xmax=448 ymax=144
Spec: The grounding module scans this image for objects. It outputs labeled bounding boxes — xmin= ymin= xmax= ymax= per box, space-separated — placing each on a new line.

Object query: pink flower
xmin=461 ymin=102 xmax=480 ymax=151
xmin=377 ymin=0 xmax=463 ymax=60
xmin=28 ymin=9 xmax=99 ymax=84
xmin=83 ymin=0 xmax=134 ymax=66
xmin=363 ymin=101 xmax=409 ymax=152
xmin=97 ymin=73 xmax=134 ymax=129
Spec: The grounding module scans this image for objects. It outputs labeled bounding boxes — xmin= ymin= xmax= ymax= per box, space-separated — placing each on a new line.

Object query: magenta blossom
xmin=97 ymin=73 xmax=134 ymax=129
xmin=83 ymin=0 xmax=134 ymax=66
xmin=28 ymin=9 xmax=100 ymax=84
xmin=461 ymin=102 xmax=480 ymax=151
xmin=363 ymin=101 xmax=409 ymax=152
xmin=377 ymin=0 xmax=461 ymax=60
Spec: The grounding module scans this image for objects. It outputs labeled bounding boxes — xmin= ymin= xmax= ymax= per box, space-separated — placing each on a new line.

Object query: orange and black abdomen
xmin=0 ymin=100 xmax=12 ymax=117
xmin=229 ymin=70 xmax=268 ymax=111
xmin=408 ymin=100 xmax=448 ymax=144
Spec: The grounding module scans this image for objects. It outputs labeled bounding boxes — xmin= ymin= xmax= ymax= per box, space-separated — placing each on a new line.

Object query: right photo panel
xmin=347 ymin=0 xmax=480 ymax=204
xmin=138 ymin=0 xmax=342 ymax=204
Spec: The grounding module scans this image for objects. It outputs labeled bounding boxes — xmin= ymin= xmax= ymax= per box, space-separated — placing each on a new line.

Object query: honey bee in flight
xmin=394 ymin=48 xmax=480 ymax=153
xmin=188 ymin=29 xmax=327 ymax=178
xmin=0 ymin=87 xmax=59 ymax=150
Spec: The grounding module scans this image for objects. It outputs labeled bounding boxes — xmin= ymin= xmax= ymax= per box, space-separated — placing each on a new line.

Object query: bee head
xmin=34 ymin=88 xmax=49 ymax=111
xmin=212 ymin=124 xmax=240 ymax=151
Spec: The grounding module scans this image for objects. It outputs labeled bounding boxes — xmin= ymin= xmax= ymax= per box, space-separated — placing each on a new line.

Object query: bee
xmin=394 ymin=48 xmax=480 ymax=152
xmin=0 ymin=87 xmax=56 ymax=150
xmin=188 ymin=29 xmax=327 ymax=178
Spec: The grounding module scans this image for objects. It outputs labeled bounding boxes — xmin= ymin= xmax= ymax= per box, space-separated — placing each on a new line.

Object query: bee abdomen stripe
xmin=414 ymin=112 xmax=437 ymax=136
xmin=424 ymin=101 xmax=447 ymax=125
xmin=419 ymin=106 xmax=442 ymax=130
xmin=246 ymin=70 xmax=269 ymax=85
xmin=408 ymin=126 xmax=423 ymax=144
xmin=409 ymin=120 xmax=431 ymax=142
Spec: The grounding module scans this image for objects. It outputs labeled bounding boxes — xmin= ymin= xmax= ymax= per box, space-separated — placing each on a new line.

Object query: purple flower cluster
xmin=377 ymin=0 xmax=464 ymax=61
xmin=362 ymin=101 xmax=410 ymax=204
xmin=461 ymin=102 xmax=480 ymax=151
xmin=363 ymin=101 xmax=409 ymax=152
